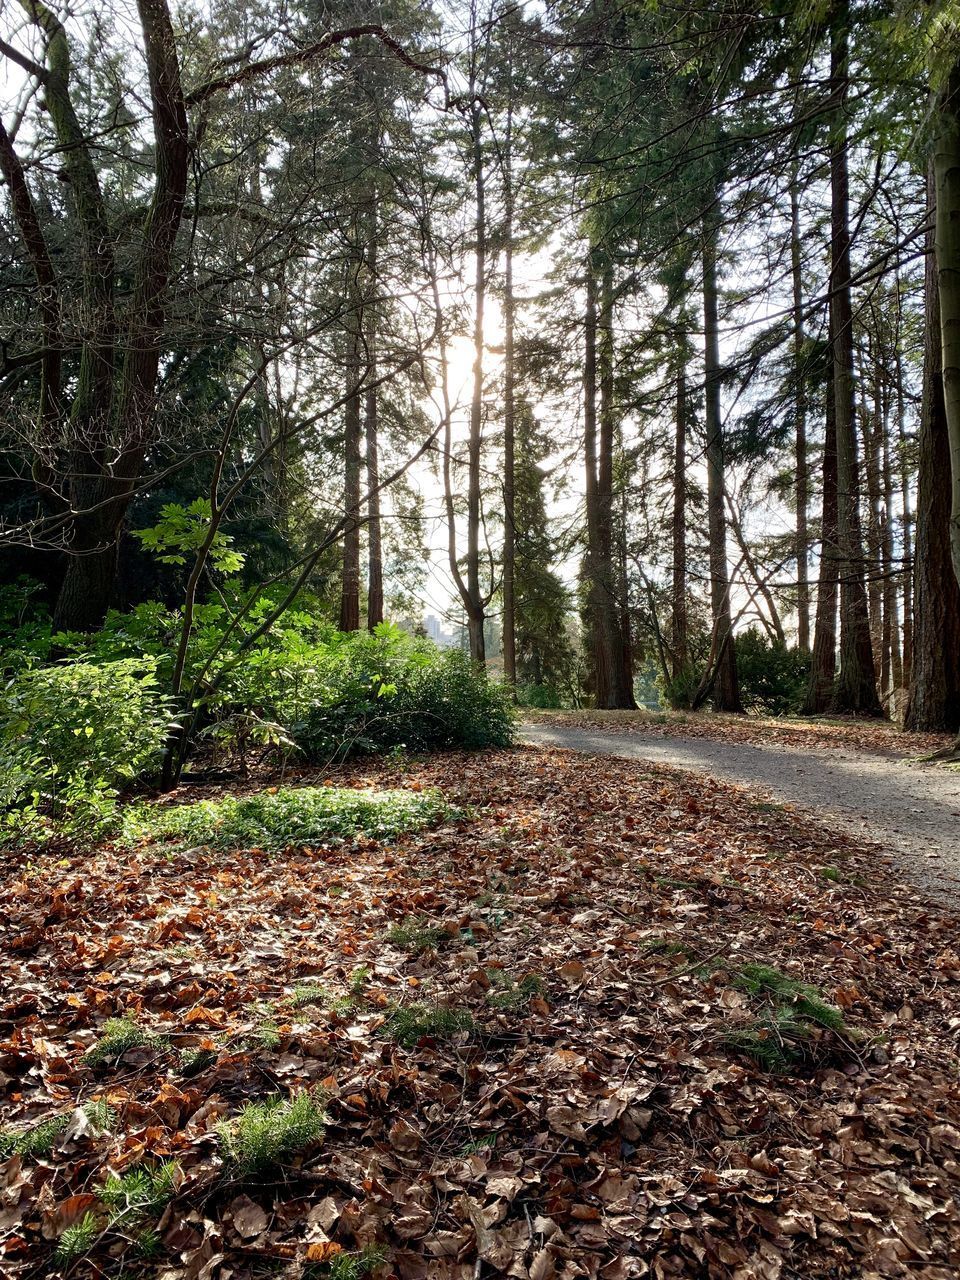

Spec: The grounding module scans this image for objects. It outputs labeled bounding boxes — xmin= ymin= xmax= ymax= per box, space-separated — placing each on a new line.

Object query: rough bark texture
xmin=829 ymin=3 xmax=880 ymax=714
xmin=466 ymin=99 xmax=487 ymax=665
xmin=365 ymin=219 xmax=383 ymax=631
xmin=907 ymin=160 xmax=960 ymax=731
xmin=339 ymin=243 xmax=363 ymax=633
xmin=790 ymin=168 xmax=810 ymax=650
xmin=671 ymin=362 xmax=689 ymax=679
xmin=702 ymin=211 xmax=742 ymax=713
xmin=803 ymin=356 xmax=839 ymax=714
xmin=501 ymin=103 xmax=517 ymax=688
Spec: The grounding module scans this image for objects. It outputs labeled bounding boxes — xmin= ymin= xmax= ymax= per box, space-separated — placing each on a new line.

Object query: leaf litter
xmin=0 ymin=747 xmax=958 ymax=1278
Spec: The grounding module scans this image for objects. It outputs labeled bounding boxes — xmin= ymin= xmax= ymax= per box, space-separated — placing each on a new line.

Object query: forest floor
xmin=2 ymin=747 xmax=960 ymax=1278
xmin=522 ymin=714 xmax=960 ymax=901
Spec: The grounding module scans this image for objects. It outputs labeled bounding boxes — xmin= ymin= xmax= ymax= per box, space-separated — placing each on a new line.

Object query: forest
xmin=1 ymin=1 xmax=960 ymax=1277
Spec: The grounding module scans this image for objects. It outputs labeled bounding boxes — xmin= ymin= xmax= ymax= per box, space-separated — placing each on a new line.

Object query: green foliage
xmin=486 ymin=971 xmax=545 ymax=1011
xmin=0 ymin=1100 xmax=115 ymax=1159
xmin=518 ymin=682 xmax=562 ymax=709
xmin=385 ymin=1002 xmax=474 ymax=1048
xmin=132 ymin=500 xmax=246 ymax=574
xmin=316 ymin=1244 xmax=389 ymax=1280
xmin=100 ymin=1162 xmax=178 ymax=1221
xmin=124 ymin=785 xmax=450 ymax=852
xmin=385 ymin=918 xmax=449 ymax=952
xmin=0 ymin=659 xmax=171 ymax=841
xmin=0 ymin=577 xmax=52 ymax=676
xmin=734 ymin=630 xmax=810 ymax=716
xmin=84 ymin=1017 xmax=152 ymax=1067
xmin=289 ymin=984 xmax=328 ymax=1008
xmin=53 ymin=1211 xmax=99 ymax=1264
xmin=296 ymin=625 xmax=515 ymax=760
xmin=216 ymin=1091 xmax=326 ymax=1176
xmin=725 ymin=964 xmax=850 ymax=1071
xmin=178 ymin=1046 xmax=218 ymax=1077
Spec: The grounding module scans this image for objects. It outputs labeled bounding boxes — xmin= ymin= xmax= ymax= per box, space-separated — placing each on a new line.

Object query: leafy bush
xmin=0 ymin=659 xmax=171 ymax=840
xmin=295 ymin=624 xmax=515 ymax=759
xmin=519 ymin=681 xmax=561 ymax=709
xmin=0 ymin=577 xmax=52 ymax=676
xmin=217 ymin=1091 xmax=325 ymax=1175
xmin=124 ymin=785 xmax=451 ymax=851
xmin=734 ymin=629 xmax=810 ymax=715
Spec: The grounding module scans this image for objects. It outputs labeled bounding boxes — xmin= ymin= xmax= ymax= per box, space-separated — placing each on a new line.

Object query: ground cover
xmin=0 ymin=749 xmax=958 ymax=1278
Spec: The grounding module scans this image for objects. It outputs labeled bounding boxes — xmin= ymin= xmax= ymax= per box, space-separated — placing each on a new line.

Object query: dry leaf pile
xmin=522 ymin=710 xmax=954 ymax=758
xmin=1 ymin=747 xmax=959 ymax=1279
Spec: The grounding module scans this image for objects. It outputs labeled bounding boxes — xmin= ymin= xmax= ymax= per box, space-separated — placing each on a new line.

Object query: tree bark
xmin=790 ymin=165 xmax=810 ymax=651
xmin=671 ymin=360 xmax=689 ymax=679
xmin=339 ymin=238 xmax=363 ymax=633
xmin=365 ymin=211 xmax=383 ymax=631
xmin=803 ymin=353 xmax=839 ymax=714
xmin=467 ymin=98 xmax=487 ymax=665
xmin=906 ymin=160 xmax=960 ymax=731
xmin=501 ymin=95 xmax=517 ymax=689
xmin=829 ymin=2 xmax=880 ymax=714
xmin=702 ymin=208 xmax=742 ymax=712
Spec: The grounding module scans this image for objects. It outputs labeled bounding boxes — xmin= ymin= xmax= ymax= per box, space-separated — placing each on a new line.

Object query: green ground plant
xmin=724 ymin=963 xmax=851 ymax=1071
xmin=123 ymin=785 xmax=451 ymax=852
xmin=384 ymin=1003 xmax=474 ymax=1048
xmin=84 ymin=1018 xmax=157 ymax=1067
xmin=216 ymin=1091 xmax=326 ymax=1176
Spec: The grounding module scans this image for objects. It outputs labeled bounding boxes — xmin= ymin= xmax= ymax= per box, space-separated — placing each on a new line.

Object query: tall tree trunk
xmin=339 ymin=242 xmax=363 ymax=633
xmin=861 ymin=350 xmax=884 ymax=678
xmin=365 ymin=212 xmax=383 ymax=630
xmin=702 ymin=208 xmax=742 ymax=712
xmin=830 ymin=2 xmax=880 ymax=714
xmin=501 ymin=100 xmax=517 ymax=690
xmin=671 ymin=360 xmax=689 ymax=680
xmin=881 ymin=399 xmax=902 ymax=698
xmin=803 ymin=355 xmax=840 ymax=713
xmin=583 ymin=260 xmax=620 ymax=707
xmin=598 ymin=261 xmax=635 ymax=707
xmin=790 ymin=165 xmax=810 ymax=651
xmin=466 ymin=99 xmax=487 ymax=665
xmin=935 ymin=58 xmax=960 ymax=619
xmin=906 ymin=161 xmax=960 ymax=731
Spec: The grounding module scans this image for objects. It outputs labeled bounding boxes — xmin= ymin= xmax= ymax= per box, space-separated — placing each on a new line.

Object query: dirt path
xmin=522 ymin=721 xmax=960 ymax=899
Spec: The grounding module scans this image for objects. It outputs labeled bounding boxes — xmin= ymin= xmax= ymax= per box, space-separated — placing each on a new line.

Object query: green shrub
xmin=295 ymin=624 xmax=515 ymax=759
xmin=0 ymin=658 xmax=171 ymax=840
xmin=217 ymin=1091 xmax=325 ymax=1175
xmin=123 ymin=785 xmax=450 ymax=851
xmin=725 ymin=963 xmax=850 ymax=1071
xmin=53 ymin=1211 xmax=99 ymax=1265
xmin=734 ymin=629 xmax=810 ymax=715
xmin=0 ymin=1100 xmax=114 ymax=1159
xmin=385 ymin=918 xmax=449 ymax=952
xmin=519 ymin=682 xmax=561 ymax=709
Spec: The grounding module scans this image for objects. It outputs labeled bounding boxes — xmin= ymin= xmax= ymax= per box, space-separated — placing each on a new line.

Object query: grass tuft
xmin=385 ymin=918 xmax=448 ymax=952
xmin=486 ymin=971 xmax=545 ymax=1011
xmin=311 ymin=1244 xmax=389 ymax=1280
xmin=385 ymin=1002 xmax=473 ymax=1048
xmin=83 ymin=1016 xmax=153 ymax=1067
xmin=123 ymin=786 xmax=451 ymax=852
xmin=0 ymin=1100 xmax=115 ymax=1159
xmin=216 ymin=1091 xmax=325 ymax=1176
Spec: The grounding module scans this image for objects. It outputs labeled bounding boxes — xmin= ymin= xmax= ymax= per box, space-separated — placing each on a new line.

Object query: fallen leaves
xmin=0 ymin=747 xmax=958 ymax=1277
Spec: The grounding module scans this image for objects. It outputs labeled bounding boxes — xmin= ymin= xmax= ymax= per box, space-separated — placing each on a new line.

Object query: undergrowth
xmin=724 ymin=963 xmax=852 ymax=1072
xmin=385 ymin=1002 xmax=474 ymax=1047
xmin=216 ymin=1091 xmax=326 ymax=1176
xmin=123 ymin=786 xmax=451 ymax=851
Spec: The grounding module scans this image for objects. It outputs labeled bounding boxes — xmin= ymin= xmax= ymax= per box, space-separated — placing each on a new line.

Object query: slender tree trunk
xmin=702 ymin=208 xmax=742 ymax=712
xmin=862 ymin=348 xmax=884 ymax=677
xmin=830 ymin=2 xmax=880 ymax=714
xmin=881 ymin=395 xmax=902 ymax=698
xmin=671 ymin=360 xmax=689 ymax=679
xmin=501 ymin=102 xmax=517 ymax=689
xmin=804 ymin=355 xmax=840 ymax=713
xmin=365 ymin=212 xmax=383 ymax=630
xmin=895 ymin=348 xmax=914 ymax=686
xmin=790 ymin=165 xmax=810 ymax=650
xmin=583 ymin=261 xmax=618 ymax=706
xmin=935 ymin=59 xmax=960 ymax=606
xmin=906 ymin=160 xmax=960 ymax=731
xmin=339 ymin=241 xmax=363 ymax=633
xmin=466 ymin=100 xmax=487 ymax=665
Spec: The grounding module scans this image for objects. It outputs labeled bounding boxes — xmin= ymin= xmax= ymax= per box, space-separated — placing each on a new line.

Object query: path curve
xmin=521 ymin=722 xmax=960 ymax=899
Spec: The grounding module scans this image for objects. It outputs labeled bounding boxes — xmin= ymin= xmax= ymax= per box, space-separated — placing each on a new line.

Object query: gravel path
xmin=522 ymin=722 xmax=960 ymax=900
